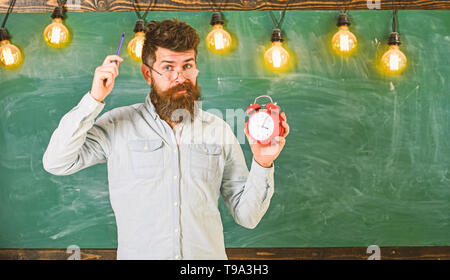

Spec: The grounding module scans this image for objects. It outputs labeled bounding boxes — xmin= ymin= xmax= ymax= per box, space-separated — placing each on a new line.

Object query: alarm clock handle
xmin=253 ymin=95 xmax=274 ymax=105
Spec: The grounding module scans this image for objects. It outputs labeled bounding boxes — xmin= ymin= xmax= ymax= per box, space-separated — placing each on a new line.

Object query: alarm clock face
xmin=248 ymin=111 xmax=275 ymax=141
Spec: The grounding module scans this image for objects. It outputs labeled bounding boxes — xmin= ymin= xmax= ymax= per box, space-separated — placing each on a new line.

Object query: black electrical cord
xmin=57 ymin=0 xmax=67 ymax=7
xmin=265 ymin=0 xmax=291 ymax=42
xmin=392 ymin=9 xmax=398 ymax=32
xmin=208 ymin=0 xmax=228 ymax=26
xmin=0 ymin=0 xmax=17 ymax=41
xmin=132 ymin=0 xmax=154 ymax=21
xmin=388 ymin=0 xmax=401 ymax=46
xmin=131 ymin=0 xmax=155 ymax=33
xmin=209 ymin=0 xmax=226 ymax=12
xmin=51 ymin=0 xmax=68 ymax=19
xmin=342 ymin=0 xmax=352 ymax=14
xmin=1 ymin=0 xmax=17 ymax=29
xmin=390 ymin=0 xmax=401 ymax=33
xmin=337 ymin=0 xmax=351 ymax=27
xmin=388 ymin=9 xmax=401 ymax=45
xmin=267 ymin=0 xmax=291 ymax=30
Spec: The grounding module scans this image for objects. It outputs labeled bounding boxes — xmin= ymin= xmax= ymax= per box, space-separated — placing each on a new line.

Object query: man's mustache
xmin=168 ymin=82 xmax=195 ymax=95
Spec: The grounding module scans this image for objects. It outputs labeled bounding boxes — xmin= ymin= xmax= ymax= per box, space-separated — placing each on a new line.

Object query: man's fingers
xmin=280 ymin=112 xmax=289 ymax=137
xmin=100 ymin=64 xmax=119 ymax=77
xmin=102 ymin=55 xmax=123 ymax=65
xmin=96 ymin=64 xmax=118 ymax=80
xmin=102 ymin=55 xmax=123 ymax=66
xmin=97 ymin=71 xmax=113 ymax=80
xmin=244 ymin=126 xmax=257 ymax=145
xmin=96 ymin=71 xmax=114 ymax=87
xmin=274 ymin=136 xmax=286 ymax=147
xmin=281 ymin=121 xmax=290 ymax=138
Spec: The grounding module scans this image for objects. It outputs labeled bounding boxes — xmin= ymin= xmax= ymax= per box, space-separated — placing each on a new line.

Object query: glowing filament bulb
xmin=264 ymin=41 xmax=289 ymax=70
xmin=206 ymin=24 xmax=232 ymax=54
xmin=331 ymin=25 xmax=357 ymax=55
xmin=390 ymin=53 xmax=400 ymax=70
xmin=127 ymin=32 xmax=146 ymax=62
xmin=43 ymin=18 xmax=71 ymax=48
xmin=214 ymin=31 xmax=225 ymax=50
xmin=340 ymin=34 xmax=349 ymax=51
xmin=135 ymin=38 xmax=144 ymax=58
xmin=50 ymin=25 xmax=61 ymax=44
xmin=272 ymin=48 xmax=282 ymax=68
xmin=0 ymin=39 xmax=23 ymax=69
xmin=2 ymin=47 xmax=13 ymax=65
xmin=381 ymin=45 xmax=407 ymax=74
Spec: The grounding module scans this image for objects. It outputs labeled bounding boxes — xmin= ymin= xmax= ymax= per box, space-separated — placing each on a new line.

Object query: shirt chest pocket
xmin=128 ymin=139 xmax=164 ymax=180
xmin=189 ymin=143 xmax=222 ymax=182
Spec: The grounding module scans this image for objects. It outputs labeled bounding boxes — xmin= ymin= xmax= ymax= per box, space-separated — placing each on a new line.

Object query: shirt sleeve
xmin=220 ymin=124 xmax=275 ymax=229
xmin=42 ymin=91 xmax=113 ymax=176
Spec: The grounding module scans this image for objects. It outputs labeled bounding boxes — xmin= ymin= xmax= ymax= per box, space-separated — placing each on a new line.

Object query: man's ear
xmin=141 ymin=64 xmax=152 ymax=85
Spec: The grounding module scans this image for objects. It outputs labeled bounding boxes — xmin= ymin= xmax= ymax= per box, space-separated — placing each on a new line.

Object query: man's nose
xmin=173 ymin=70 xmax=186 ymax=85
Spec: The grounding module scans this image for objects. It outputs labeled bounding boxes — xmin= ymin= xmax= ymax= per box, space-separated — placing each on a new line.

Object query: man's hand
xmin=244 ymin=112 xmax=290 ymax=168
xmin=90 ymin=55 xmax=123 ymax=102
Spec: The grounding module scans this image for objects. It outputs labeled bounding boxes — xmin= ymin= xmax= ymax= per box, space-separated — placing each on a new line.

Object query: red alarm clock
xmin=245 ymin=95 xmax=284 ymax=145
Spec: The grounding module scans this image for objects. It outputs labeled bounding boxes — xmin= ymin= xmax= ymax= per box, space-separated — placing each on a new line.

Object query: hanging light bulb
xmin=331 ymin=12 xmax=357 ymax=55
xmin=127 ymin=19 xmax=146 ymax=62
xmin=0 ymin=28 xmax=23 ymax=69
xmin=43 ymin=6 xmax=71 ymax=48
xmin=264 ymin=29 xmax=290 ymax=71
xmin=380 ymin=32 xmax=407 ymax=74
xmin=380 ymin=10 xmax=407 ymax=75
xmin=206 ymin=12 xmax=232 ymax=54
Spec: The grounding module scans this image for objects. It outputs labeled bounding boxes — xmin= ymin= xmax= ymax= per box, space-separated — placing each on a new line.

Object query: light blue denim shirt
xmin=42 ymin=91 xmax=275 ymax=260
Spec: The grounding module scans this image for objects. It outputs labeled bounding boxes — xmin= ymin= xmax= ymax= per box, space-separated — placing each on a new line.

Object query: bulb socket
xmin=210 ymin=12 xmax=224 ymax=26
xmin=388 ymin=32 xmax=401 ymax=45
xmin=51 ymin=6 xmax=65 ymax=19
xmin=271 ymin=28 xmax=283 ymax=42
xmin=337 ymin=12 xmax=350 ymax=27
xmin=134 ymin=19 xmax=146 ymax=33
xmin=0 ymin=28 xmax=10 ymax=41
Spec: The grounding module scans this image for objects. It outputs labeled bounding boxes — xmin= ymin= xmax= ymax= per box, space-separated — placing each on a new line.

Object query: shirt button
xmin=173 ymin=149 xmax=177 ymax=153
xmin=173 ymin=202 xmax=178 ymax=206
xmin=175 ymin=255 xmax=180 ymax=260
xmin=173 ymin=175 xmax=177 ymax=179
xmin=144 ymin=146 xmax=148 ymax=150
xmin=174 ymin=228 xmax=179 ymax=233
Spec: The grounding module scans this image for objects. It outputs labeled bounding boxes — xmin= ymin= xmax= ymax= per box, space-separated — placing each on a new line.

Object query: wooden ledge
xmin=1 ymin=246 xmax=449 ymax=260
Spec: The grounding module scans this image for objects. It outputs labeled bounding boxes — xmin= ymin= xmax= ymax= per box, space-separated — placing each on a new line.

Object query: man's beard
xmin=149 ymin=79 xmax=202 ymax=124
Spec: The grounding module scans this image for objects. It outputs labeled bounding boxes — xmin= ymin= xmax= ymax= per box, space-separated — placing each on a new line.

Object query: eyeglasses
xmin=144 ymin=62 xmax=199 ymax=81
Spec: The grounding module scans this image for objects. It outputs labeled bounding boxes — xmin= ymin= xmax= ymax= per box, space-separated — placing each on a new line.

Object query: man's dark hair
xmin=142 ymin=18 xmax=200 ymax=67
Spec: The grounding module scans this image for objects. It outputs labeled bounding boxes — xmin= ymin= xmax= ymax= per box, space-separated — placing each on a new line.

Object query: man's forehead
xmin=155 ymin=47 xmax=196 ymax=64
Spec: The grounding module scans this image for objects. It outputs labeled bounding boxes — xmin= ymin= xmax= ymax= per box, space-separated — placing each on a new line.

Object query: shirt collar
xmin=144 ymin=94 xmax=158 ymax=120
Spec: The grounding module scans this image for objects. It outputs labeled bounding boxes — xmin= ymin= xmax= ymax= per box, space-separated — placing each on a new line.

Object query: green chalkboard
xmin=0 ymin=10 xmax=449 ymax=249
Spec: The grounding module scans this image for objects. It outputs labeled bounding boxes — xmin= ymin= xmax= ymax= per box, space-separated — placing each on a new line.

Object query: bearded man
xmin=43 ymin=18 xmax=289 ymax=260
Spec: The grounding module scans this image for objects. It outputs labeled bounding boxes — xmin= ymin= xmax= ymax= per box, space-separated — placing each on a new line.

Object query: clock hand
xmin=261 ymin=116 xmax=268 ymax=129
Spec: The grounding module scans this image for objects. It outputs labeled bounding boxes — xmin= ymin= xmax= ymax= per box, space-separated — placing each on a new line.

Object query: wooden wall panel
xmin=0 ymin=0 xmax=450 ymax=13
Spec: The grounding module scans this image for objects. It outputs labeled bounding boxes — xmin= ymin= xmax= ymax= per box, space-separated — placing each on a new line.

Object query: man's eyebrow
xmin=160 ymin=58 xmax=195 ymax=64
